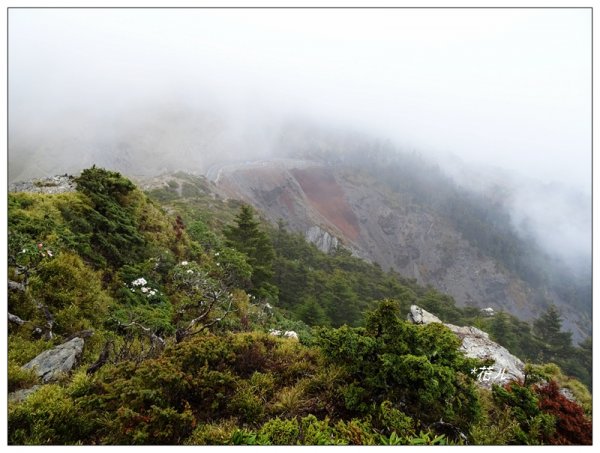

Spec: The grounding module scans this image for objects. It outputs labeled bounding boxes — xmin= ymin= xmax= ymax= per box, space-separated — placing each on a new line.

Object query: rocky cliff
xmin=209 ymin=159 xmax=587 ymax=340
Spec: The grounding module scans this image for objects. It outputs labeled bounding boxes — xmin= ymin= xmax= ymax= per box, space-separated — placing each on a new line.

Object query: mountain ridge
xmin=202 ymin=158 xmax=588 ymax=341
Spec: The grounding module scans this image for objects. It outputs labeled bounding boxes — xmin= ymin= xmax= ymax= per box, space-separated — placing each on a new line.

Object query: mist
xmin=8 ymin=8 xmax=591 ymax=270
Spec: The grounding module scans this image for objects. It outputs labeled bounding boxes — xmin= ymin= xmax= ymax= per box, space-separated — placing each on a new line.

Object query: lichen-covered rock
xmin=306 ymin=225 xmax=339 ymax=254
xmin=407 ymin=305 xmax=442 ymax=324
xmin=407 ymin=305 xmax=525 ymax=387
xmin=8 ymin=385 xmax=41 ymax=405
xmin=9 ymin=175 xmax=76 ymax=194
xmin=22 ymin=337 xmax=85 ymax=383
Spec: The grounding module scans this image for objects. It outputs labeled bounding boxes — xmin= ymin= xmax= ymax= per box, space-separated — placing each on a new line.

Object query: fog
xmin=8 ymin=8 xmax=591 ymax=268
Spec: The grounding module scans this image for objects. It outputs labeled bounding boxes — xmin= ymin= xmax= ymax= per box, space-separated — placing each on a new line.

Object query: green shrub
xmin=185 ymin=419 xmax=238 ymax=445
xmin=258 ymin=417 xmax=300 ymax=445
xmin=8 ymin=362 xmax=39 ymax=393
xmin=316 ymin=301 xmax=481 ymax=429
xmin=105 ymin=404 xmax=196 ymax=445
xmin=469 ymin=389 xmax=521 ymax=445
xmin=7 ymin=336 xmax=54 ymax=365
xmin=378 ymin=400 xmax=414 ymax=437
xmin=333 ymin=418 xmax=377 ymax=445
xmin=28 ymin=252 xmax=111 ymax=335
xmin=492 ymin=382 xmax=556 ymax=444
xmin=8 ymin=384 xmax=89 ymax=445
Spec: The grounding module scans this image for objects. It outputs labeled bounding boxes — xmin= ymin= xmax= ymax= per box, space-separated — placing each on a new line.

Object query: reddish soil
xmin=279 ymin=190 xmax=297 ymax=216
xmin=291 ymin=167 xmax=360 ymax=241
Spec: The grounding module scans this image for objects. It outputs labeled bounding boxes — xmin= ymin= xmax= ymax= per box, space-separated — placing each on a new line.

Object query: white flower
xmin=186 ymin=269 xmax=194 ymax=274
xmin=214 ymin=252 xmax=220 ymax=257
xmin=216 ymin=263 xmax=220 ymax=266
xmin=141 ymin=287 xmax=149 ymax=293
xmin=47 ymin=250 xmax=53 ymax=257
xmin=21 ymin=249 xmax=27 ymax=253
xmin=181 ymin=261 xmax=189 ymax=266
xmin=284 ymin=331 xmax=299 ymax=340
xmin=132 ymin=277 xmax=147 ymax=287
xmin=149 ymin=290 xmax=156 ymax=296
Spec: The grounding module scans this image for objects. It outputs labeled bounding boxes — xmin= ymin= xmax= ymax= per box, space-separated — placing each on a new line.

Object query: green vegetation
xmin=224 ymin=204 xmax=278 ymax=300
xmin=7 ymin=167 xmax=591 ymax=445
xmin=299 ymin=143 xmax=591 ymax=315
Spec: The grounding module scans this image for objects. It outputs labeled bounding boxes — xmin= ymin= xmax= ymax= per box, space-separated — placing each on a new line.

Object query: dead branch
xmin=8 ymin=280 xmax=26 ymax=292
xmin=113 ymin=318 xmax=166 ymax=355
xmin=37 ymin=302 xmax=54 ymax=340
xmin=176 ymin=290 xmax=236 ymax=342
xmin=8 ymin=312 xmax=27 ymax=325
xmin=87 ymin=340 xmax=112 ymax=375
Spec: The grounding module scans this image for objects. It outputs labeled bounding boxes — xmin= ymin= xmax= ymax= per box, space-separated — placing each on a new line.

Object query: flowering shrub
xmin=128 ymin=276 xmax=161 ymax=302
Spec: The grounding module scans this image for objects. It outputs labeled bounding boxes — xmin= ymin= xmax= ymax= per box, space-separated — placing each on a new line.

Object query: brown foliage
xmin=536 ymin=380 xmax=592 ymax=445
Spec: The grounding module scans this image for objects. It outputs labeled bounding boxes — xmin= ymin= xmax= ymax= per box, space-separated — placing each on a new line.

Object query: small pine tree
xmin=297 ymin=296 xmax=329 ymax=326
xmin=73 ymin=166 xmax=146 ymax=267
xmin=490 ymin=311 xmax=518 ymax=353
xmin=224 ymin=205 xmax=276 ymax=299
xmin=533 ymin=306 xmax=573 ymax=362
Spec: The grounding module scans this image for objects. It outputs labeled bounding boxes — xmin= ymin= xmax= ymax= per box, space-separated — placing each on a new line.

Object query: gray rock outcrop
xmin=22 ymin=337 xmax=85 ymax=383
xmin=407 ymin=305 xmax=443 ymax=324
xmin=306 ymin=225 xmax=339 ymax=253
xmin=8 ymin=385 xmax=41 ymax=405
xmin=408 ymin=305 xmax=525 ymax=387
xmin=9 ymin=175 xmax=76 ymax=194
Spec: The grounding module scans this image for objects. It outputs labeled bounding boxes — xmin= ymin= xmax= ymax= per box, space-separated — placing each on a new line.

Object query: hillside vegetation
xmin=285 ymin=138 xmax=591 ymax=331
xmin=7 ymin=167 xmax=592 ymax=445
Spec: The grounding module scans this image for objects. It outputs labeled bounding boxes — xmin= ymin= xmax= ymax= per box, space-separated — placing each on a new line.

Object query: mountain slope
xmin=8 ymin=167 xmax=592 ymax=445
xmin=209 ymin=159 xmax=588 ymax=341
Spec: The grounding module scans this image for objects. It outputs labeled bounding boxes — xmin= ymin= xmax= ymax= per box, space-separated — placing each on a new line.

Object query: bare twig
xmin=117 ymin=320 xmax=165 ymax=347
xmin=176 ymin=290 xmax=236 ymax=342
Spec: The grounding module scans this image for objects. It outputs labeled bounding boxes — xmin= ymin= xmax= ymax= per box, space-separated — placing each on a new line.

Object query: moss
xmin=185 ymin=419 xmax=238 ymax=445
xmin=8 ymin=384 xmax=88 ymax=445
xmin=8 ymin=336 xmax=54 ymax=365
xmin=8 ymin=362 xmax=39 ymax=393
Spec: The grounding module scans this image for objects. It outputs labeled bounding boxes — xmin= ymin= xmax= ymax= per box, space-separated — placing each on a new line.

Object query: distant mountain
xmin=9 ymin=111 xmax=590 ymax=342
xmin=202 ymin=156 xmax=590 ymax=342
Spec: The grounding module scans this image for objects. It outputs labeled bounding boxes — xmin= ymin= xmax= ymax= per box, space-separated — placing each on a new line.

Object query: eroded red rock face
xmin=290 ymin=167 xmax=360 ymax=241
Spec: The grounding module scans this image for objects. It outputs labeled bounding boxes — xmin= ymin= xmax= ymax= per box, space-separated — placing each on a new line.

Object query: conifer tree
xmin=224 ymin=204 xmax=277 ymax=299
xmin=533 ymin=305 xmax=573 ymax=362
xmin=297 ymin=295 xmax=329 ymax=326
xmin=490 ymin=311 xmax=518 ymax=353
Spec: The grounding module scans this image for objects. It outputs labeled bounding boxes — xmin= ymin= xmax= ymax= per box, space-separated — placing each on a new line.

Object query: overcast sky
xmin=9 ymin=8 xmax=591 ymax=195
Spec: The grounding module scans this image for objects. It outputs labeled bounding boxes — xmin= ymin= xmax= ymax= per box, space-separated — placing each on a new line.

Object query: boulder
xmin=268 ymin=329 xmax=299 ymax=341
xmin=480 ymin=307 xmax=495 ymax=317
xmin=407 ymin=305 xmax=525 ymax=388
xmin=8 ymin=385 xmax=41 ymax=405
xmin=306 ymin=226 xmax=339 ymax=254
xmin=407 ymin=305 xmax=442 ymax=324
xmin=283 ymin=330 xmax=299 ymax=340
xmin=9 ymin=175 xmax=76 ymax=194
xmin=22 ymin=337 xmax=85 ymax=383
